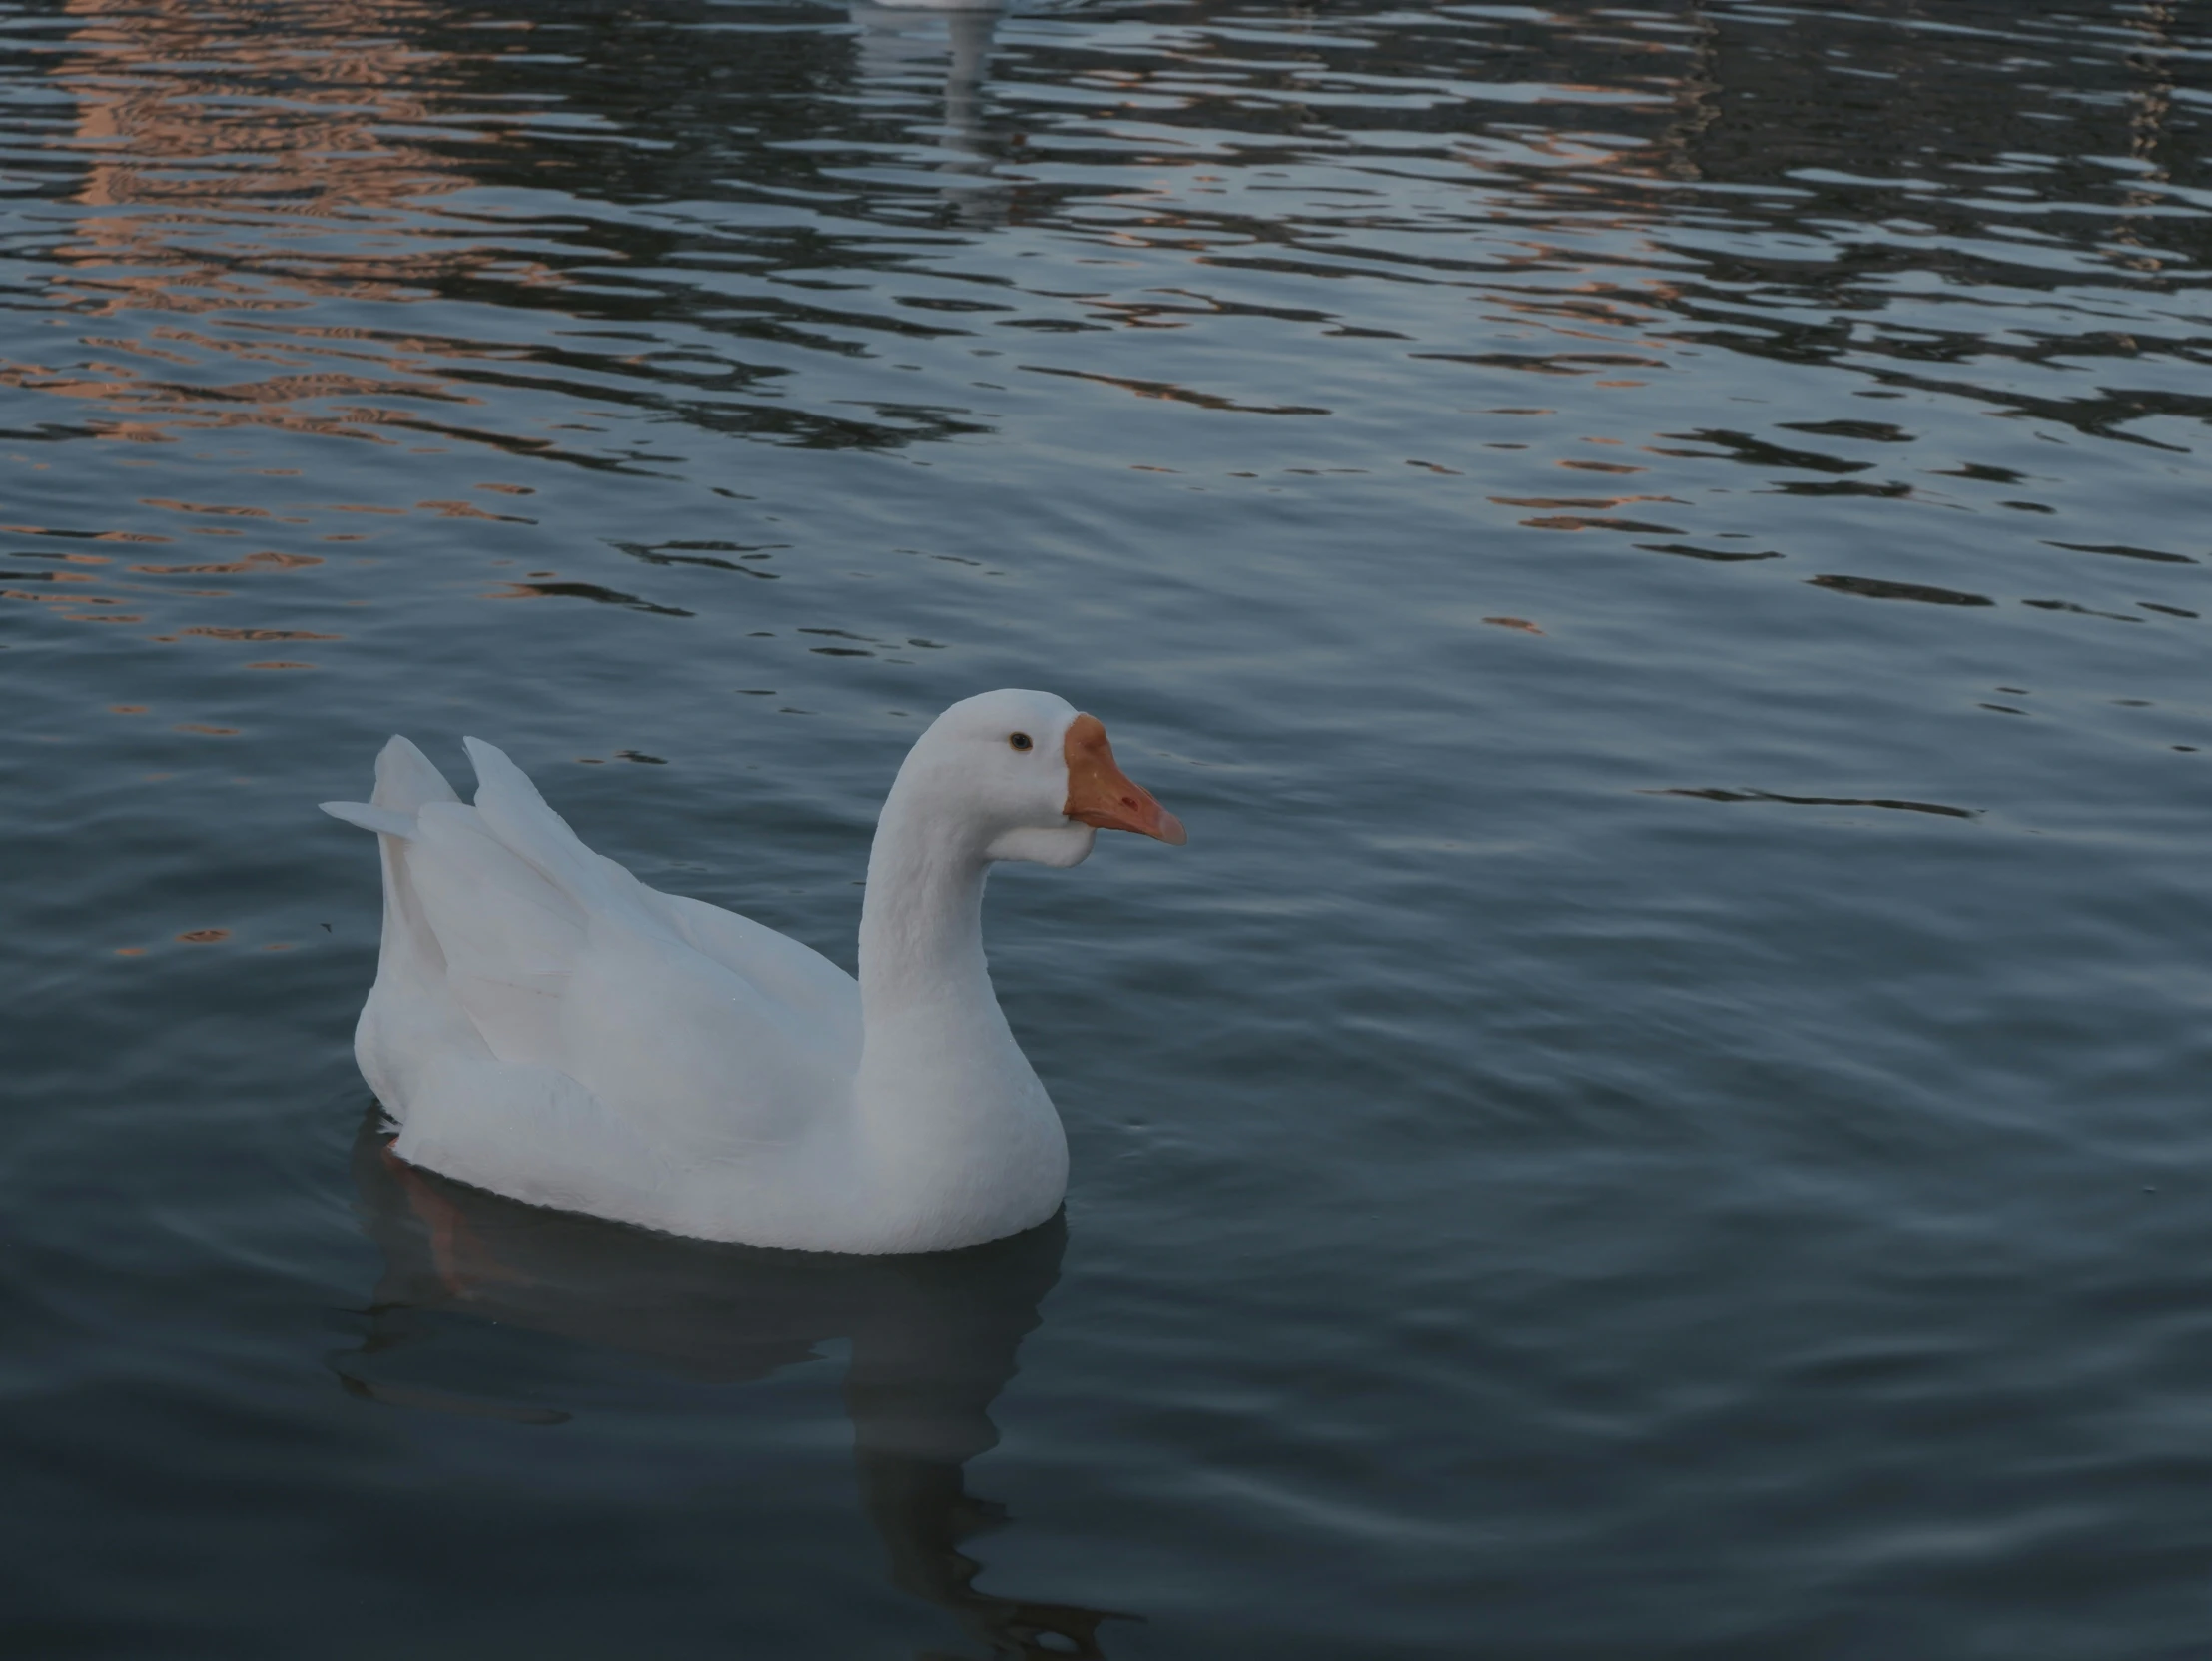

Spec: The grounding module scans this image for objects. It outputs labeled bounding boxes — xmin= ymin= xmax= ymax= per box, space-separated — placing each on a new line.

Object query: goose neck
xmin=857 ymin=794 xmax=992 ymax=1020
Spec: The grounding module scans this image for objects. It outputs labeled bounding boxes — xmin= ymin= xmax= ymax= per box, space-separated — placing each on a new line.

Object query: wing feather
xmin=462 ymin=736 xmax=635 ymax=913
xmin=336 ymin=734 xmax=860 ymax=1170
xmin=642 ymin=889 xmax=860 ymax=1062
xmin=406 ymin=801 xmax=584 ymax=1067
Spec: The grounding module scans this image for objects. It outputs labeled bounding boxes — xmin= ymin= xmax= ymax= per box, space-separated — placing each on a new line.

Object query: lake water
xmin=3 ymin=0 xmax=2209 ymax=1654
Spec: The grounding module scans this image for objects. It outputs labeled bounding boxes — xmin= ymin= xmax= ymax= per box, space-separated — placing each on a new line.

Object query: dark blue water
xmin=3 ymin=0 xmax=2210 ymax=1654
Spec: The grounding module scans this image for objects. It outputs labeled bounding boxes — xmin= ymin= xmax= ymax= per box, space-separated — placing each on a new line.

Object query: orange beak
xmin=1063 ymin=713 xmax=1187 ymax=845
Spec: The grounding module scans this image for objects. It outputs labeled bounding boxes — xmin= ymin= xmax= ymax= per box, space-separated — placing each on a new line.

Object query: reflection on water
xmin=342 ymin=1115 xmax=1122 ymax=1659
xmin=24 ymin=0 xmax=522 ymax=449
xmin=5 ymin=0 xmax=2212 ymax=1655
xmin=850 ymin=1 xmax=1010 ymax=228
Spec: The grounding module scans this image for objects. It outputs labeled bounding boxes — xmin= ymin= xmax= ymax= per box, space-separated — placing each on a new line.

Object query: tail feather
xmin=373 ymin=735 xmax=460 ymax=815
xmin=462 ymin=736 xmax=622 ymax=907
xmin=322 ymin=801 xmax=416 ymax=838
xmin=335 ymin=737 xmax=468 ymax=1123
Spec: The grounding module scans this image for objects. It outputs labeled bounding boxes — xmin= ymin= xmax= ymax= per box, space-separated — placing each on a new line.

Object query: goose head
xmin=893 ymin=688 xmax=1185 ymax=868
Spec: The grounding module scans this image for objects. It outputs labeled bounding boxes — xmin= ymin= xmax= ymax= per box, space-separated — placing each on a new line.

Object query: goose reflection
xmin=337 ymin=1114 xmax=1123 ymax=1659
xmin=849 ymin=0 xmax=1011 ymax=227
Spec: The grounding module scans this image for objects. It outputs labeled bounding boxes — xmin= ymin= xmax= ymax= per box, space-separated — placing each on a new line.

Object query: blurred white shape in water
xmin=849 ymin=0 xmax=1012 ymax=227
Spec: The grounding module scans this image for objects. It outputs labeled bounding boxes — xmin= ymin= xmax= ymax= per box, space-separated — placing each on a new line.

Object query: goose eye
xmin=1008 ymin=731 xmax=1033 ymax=752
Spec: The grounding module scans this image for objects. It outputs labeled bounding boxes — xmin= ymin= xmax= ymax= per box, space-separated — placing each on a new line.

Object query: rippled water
xmin=3 ymin=0 xmax=2210 ymax=1653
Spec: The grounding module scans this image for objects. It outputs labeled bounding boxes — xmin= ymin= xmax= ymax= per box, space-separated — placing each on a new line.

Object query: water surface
xmin=3 ymin=1 xmax=2210 ymax=1655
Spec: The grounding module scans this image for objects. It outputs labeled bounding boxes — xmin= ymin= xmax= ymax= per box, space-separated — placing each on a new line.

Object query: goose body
xmin=321 ymin=690 xmax=1183 ymax=1255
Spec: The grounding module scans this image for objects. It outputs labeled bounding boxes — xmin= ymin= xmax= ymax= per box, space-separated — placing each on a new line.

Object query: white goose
xmin=322 ymin=690 xmax=1184 ymax=1255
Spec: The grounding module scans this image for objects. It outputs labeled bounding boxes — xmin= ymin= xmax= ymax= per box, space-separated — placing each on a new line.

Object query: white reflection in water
xmin=851 ymin=0 xmax=1011 ymax=227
